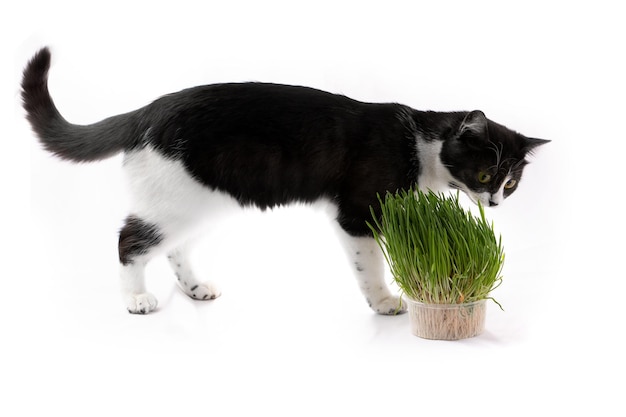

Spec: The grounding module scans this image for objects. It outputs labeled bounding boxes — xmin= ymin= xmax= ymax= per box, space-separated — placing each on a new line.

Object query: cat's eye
xmin=504 ymin=179 xmax=517 ymax=189
xmin=477 ymin=172 xmax=492 ymax=183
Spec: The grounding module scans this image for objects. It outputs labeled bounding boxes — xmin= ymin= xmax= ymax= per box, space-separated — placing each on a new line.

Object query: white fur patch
xmin=123 ymin=146 xmax=241 ymax=237
xmin=488 ymin=174 xmax=512 ymax=206
xmin=415 ymin=139 xmax=455 ymax=193
xmin=119 ymin=146 xmax=238 ymax=312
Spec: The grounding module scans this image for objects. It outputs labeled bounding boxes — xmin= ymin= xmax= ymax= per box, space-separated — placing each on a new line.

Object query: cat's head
xmin=441 ymin=110 xmax=549 ymax=207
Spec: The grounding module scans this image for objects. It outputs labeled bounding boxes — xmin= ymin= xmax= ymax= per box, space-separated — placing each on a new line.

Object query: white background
xmin=5 ymin=0 xmax=626 ymax=415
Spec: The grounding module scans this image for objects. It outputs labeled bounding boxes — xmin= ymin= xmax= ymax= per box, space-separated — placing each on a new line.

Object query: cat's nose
xmin=489 ymin=200 xmax=499 ymax=207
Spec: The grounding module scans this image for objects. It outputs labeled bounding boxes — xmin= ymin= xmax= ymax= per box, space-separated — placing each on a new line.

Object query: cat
xmin=22 ymin=47 xmax=548 ymax=315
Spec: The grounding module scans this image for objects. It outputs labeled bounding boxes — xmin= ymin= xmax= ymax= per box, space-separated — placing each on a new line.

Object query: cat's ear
xmin=457 ymin=111 xmax=488 ymax=148
xmin=524 ymin=137 xmax=551 ymax=154
xmin=459 ymin=110 xmax=488 ymax=135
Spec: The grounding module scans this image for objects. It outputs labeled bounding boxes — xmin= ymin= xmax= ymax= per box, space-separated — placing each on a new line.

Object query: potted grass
xmin=368 ymin=189 xmax=505 ymax=340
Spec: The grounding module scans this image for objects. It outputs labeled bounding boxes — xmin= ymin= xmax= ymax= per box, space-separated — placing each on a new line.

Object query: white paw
xmin=180 ymin=281 xmax=221 ymax=301
xmin=370 ymin=295 xmax=407 ymax=315
xmin=125 ymin=293 xmax=158 ymax=314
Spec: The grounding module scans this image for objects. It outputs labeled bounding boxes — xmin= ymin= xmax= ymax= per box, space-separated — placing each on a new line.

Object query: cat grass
xmin=368 ymin=189 xmax=504 ymax=307
xmin=368 ymin=190 xmax=504 ymax=339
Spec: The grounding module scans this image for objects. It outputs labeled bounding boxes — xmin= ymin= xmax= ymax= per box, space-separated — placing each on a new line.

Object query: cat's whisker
xmin=448 ymin=182 xmax=462 ymax=190
xmin=487 ymin=140 xmax=504 ymax=169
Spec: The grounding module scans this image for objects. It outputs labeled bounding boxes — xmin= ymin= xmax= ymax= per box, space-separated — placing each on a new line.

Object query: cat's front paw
xmin=369 ymin=295 xmax=407 ymax=315
xmin=125 ymin=293 xmax=158 ymax=314
xmin=180 ymin=281 xmax=221 ymax=301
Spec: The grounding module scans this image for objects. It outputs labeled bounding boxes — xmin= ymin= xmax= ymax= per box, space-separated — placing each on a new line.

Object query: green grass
xmin=368 ymin=189 xmax=504 ymax=307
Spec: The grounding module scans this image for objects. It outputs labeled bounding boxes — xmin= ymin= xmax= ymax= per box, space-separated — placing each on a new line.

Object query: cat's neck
xmin=411 ymin=110 xmax=461 ymax=193
xmin=412 ymin=110 xmax=466 ymax=141
xmin=415 ymin=137 xmax=456 ymax=193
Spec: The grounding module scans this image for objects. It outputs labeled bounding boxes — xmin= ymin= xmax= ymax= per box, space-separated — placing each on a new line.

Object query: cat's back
xmin=147 ymin=82 xmax=362 ymax=119
xmin=140 ymin=82 xmax=370 ymax=157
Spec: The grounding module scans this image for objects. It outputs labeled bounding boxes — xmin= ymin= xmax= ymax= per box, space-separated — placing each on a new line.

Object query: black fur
xmin=118 ymin=216 xmax=163 ymax=265
xmin=22 ymin=47 xmax=548 ymax=239
xmin=21 ymin=47 xmax=141 ymax=162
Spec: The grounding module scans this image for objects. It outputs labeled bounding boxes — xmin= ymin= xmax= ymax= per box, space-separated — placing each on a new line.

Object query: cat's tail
xmin=21 ymin=47 xmax=140 ymax=162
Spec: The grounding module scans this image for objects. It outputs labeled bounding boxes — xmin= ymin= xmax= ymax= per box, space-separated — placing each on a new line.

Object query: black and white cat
xmin=23 ymin=48 xmax=548 ymax=315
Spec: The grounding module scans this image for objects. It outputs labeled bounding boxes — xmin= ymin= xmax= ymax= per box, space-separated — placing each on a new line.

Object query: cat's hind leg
xmin=118 ymin=220 xmax=220 ymax=313
xmin=118 ymin=215 xmax=163 ymax=314
xmin=119 ymin=145 xmax=238 ymax=313
xmin=167 ymin=245 xmax=221 ymax=301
